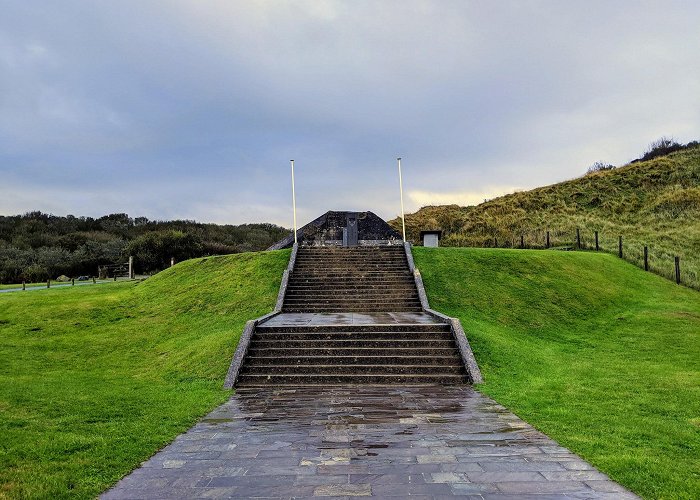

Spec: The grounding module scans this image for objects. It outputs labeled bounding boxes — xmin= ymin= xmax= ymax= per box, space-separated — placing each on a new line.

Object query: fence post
xmin=128 ymin=256 xmax=135 ymax=279
xmin=644 ymin=246 xmax=649 ymax=271
xmin=171 ymin=257 xmax=175 ymax=267
xmin=546 ymin=231 xmax=550 ymax=248
xmin=675 ymin=256 xmax=681 ymax=284
xmin=47 ymin=279 xmax=50 ymax=289
xmin=595 ymin=231 xmax=599 ymax=251
xmin=72 ymin=278 xmax=75 ymax=286
xmin=22 ymin=281 xmax=26 ymax=291
xmin=114 ymin=274 xmax=117 ymax=282
xmin=520 ymin=235 xmax=524 ymax=249
xmin=576 ymin=228 xmax=581 ymax=249
xmin=618 ymin=236 xmax=623 ymax=258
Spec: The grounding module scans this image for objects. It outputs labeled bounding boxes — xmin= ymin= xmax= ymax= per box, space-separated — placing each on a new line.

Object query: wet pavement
xmin=102 ymin=386 xmax=637 ymax=499
xmin=264 ymin=312 xmax=442 ymax=326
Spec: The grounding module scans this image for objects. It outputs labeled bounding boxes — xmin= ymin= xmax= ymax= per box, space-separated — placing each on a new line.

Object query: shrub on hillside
xmin=632 ymin=136 xmax=700 ymax=162
xmin=587 ymin=161 xmax=615 ymax=174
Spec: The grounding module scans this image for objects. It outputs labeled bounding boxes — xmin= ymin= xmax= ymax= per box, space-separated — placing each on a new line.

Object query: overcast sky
xmin=1 ymin=1 xmax=699 ymax=227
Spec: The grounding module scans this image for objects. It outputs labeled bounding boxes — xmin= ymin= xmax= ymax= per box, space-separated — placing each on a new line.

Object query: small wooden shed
xmin=420 ymin=230 xmax=442 ymax=248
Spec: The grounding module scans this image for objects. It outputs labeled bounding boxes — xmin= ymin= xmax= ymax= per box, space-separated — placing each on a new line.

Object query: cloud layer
xmin=2 ymin=1 xmax=699 ymax=226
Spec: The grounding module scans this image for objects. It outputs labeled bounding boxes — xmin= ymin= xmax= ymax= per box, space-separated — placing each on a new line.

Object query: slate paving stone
xmin=102 ymin=386 xmax=638 ymax=499
xmin=313 ymin=483 xmax=371 ymax=496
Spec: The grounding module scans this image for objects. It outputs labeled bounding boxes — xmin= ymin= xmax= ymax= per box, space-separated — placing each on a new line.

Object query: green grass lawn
xmin=0 ymin=250 xmax=289 ymax=499
xmin=414 ymin=247 xmax=700 ymax=499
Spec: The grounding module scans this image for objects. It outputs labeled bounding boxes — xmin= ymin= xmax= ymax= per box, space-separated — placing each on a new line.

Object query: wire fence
xmin=448 ymin=227 xmax=697 ymax=290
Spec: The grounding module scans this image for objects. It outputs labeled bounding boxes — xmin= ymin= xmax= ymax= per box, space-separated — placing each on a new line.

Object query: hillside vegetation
xmin=394 ymin=146 xmax=700 ymax=289
xmin=0 ymin=212 xmax=288 ymax=283
xmin=415 ymin=247 xmax=700 ymax=499
xmin=0 ymin=250 xmax=289 ymax=499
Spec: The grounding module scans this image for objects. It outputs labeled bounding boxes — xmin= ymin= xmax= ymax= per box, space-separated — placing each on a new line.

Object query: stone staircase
xmin=236 ymin=246 xmax=469 ymax=386
xmin=283 ymin=246 xmax=422 ymax=313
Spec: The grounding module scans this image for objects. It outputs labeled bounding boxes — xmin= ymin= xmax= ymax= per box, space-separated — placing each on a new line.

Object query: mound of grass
xmin=0 ymin=250 xmax=289 ymax=499
xmin=394 ymin=147 xmax=700 ymax=289
xmin=414 ymin=247 xmax=700 ymax=499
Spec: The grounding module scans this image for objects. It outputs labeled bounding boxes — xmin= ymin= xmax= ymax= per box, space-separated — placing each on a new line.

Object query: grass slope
xmin=0 ymin=250 xmax=289 ymax=499
xmin=395 ymin=148 xmax=700 ymax=289
xmin=414 ymin=247 xmax=700 ymax=499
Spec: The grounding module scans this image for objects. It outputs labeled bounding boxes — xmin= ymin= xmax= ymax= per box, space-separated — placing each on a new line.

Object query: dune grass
xmin=414 ymin=247 xmax=700 ymax=499
xmin=395 ymin=147 xmax=700 ymax=289
xmin=0 ymin=250 xmax=289 ymax=499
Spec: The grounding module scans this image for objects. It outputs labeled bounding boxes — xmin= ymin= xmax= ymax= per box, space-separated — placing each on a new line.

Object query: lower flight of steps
xmin=237 ymin=323 xmax=469 ymax=385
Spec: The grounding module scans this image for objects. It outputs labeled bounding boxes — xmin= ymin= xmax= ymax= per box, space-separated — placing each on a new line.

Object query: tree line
xmin=0 ymin=212 xmax=288 ymax=283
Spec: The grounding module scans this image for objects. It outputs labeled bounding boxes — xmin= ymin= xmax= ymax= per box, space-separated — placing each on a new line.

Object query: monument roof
xmin=267 ymin=211 xmax=401 ymax=250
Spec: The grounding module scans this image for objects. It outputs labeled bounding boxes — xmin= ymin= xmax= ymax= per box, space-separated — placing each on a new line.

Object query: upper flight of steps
xmin=283 ymin=246 xmax=422 ymax=313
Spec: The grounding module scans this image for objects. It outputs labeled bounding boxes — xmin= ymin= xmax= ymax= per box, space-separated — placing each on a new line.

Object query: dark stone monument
xmin=267 ymin=210 xmax=402 ymax=250
xmin=346 ymin=212 xmax=358 ymax=246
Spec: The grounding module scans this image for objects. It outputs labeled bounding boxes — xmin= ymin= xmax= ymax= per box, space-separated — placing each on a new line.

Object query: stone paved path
xmin=102 ymin=386 xmax=637 ymax=499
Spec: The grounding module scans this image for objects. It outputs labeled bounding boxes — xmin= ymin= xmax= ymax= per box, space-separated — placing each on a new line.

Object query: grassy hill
xmin=1 ymin=247 xmax=698 ymax=498
xmin=415 ymin=247 xmax=700 ymax=499
xmin=0 ymin=250 xmax=289 ymax=499
xmin=393 ymin=147 xmax=700 ymax=289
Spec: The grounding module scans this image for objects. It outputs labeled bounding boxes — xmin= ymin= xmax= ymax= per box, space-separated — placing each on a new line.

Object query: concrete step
xmin=241 ymin=364 xmax=466 ymax=375
xmin=287 ymin=280 xmax=415 ymax=286
xmin=289 ymin=286 xmax=414 ymax=289
xmin=283 ymin=298 xmax=422 ymax=304
xmin=250 ymin=339 xmax=456 ymax=349
xmin=285 ymin=287 xmax=418 ymax=294
xmin=294 ymin=255 xmax=407 ymax=260
xmin=286 ymin=287 xmax=418 ymax=292
xmin=283 ymin=307 xmax=424 ymax=313
xmin=256 ymin=324 xmax=451 ymax=333
xmin=244 ymin=355 xmax=461 ymax=365
xmin=252 ymin=331 xmax=453 ymax=340
xmin=247 ymin=347 xmax=459 ymax=356
xmin=236 ymin=373 xmax=467 ymax=385
xmin=292 ymin=272 xmax=410 ymax=275
xmin=282 ymin=306 xmax=423 ymax=312
xmin=283 ymin=298 xmax=421 ymax=305
xmin=286 ymin=282 xmax=416 ymax=288
xmin=293 ymin=271 xmax=410 ymax=274
xmin=299 ymin=248 xmax=404 ymax=252
xmin=294 ymin=259 xmax=407 ymax=263
xmin=284 ymin=293 xmax=418 ymax=299
xmin=295 ymin=258 xmax=406 ymax=261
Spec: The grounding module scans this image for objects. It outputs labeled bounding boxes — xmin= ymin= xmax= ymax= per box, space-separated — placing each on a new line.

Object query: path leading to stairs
xmin=103 ymin=386 xmax=637 ymax=499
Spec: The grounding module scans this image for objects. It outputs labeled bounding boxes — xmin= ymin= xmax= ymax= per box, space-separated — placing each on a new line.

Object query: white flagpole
xmin=398 ymin=157 xmax=406 ymax=242
xmin=291 ymin=160 xmax=297 ymax=244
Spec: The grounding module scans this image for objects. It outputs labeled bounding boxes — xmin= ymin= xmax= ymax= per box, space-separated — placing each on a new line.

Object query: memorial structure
xmin=267 ymin=210 xmax=402 ymax=250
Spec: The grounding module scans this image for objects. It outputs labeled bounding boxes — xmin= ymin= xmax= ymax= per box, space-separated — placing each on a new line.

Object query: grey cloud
xmin=1 ymin=1 xmax=699 ymax=225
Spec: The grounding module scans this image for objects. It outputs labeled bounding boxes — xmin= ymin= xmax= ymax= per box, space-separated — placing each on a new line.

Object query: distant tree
xmin=23 ymin=263 xmax=49 ymax=282
xmin=125 ymin=230 xmax=203 ymax=273
xmin=0 ymin=212 xmax=287 ymax=283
